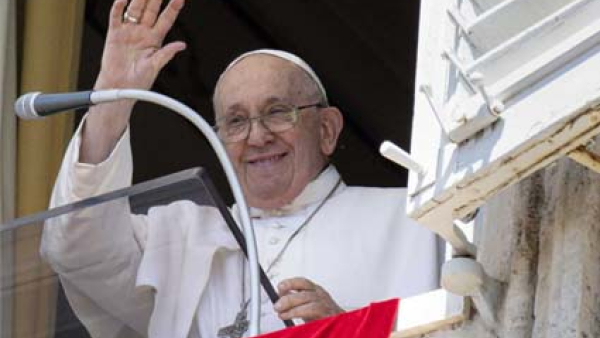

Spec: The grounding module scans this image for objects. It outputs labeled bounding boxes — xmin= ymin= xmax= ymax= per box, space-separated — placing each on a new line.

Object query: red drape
xmin=253 ymin=299 xmax=399 ymax=338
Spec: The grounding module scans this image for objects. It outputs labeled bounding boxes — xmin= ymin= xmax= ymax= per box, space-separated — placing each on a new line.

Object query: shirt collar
xmin=249 ymin=165 xmax=344 ymax=218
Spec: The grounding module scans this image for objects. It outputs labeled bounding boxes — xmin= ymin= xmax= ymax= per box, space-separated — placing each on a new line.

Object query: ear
xmin=319 ymin=106 xmax=344 ymax=156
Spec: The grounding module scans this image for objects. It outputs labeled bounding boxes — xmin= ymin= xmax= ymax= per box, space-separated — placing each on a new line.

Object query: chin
xmin=247 ymin=186 xmax=291 ymax=209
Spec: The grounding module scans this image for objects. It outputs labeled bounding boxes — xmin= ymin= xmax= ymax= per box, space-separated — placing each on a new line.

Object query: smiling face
xmin=214 ymin=55 xmax=343 ymax=209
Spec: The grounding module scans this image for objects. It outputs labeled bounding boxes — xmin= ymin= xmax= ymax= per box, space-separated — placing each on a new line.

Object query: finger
xmin=141 ymin=0 xmax=163 ymax=26
xmin=278 ymin=302 xmax=323 ymax=322
xmin=154 ymin=0 xmax=185 ymax=39
xmin=277 ymin=277 xmax=317 ymax=295
xmin=151 ymin=41 xmax=187 ymax=70
xmin=124 ymin=0 xmax=148 ymax=20
xmin=274 ymin=291 xmax=316 ymax=314
xmin=109 ymin=0 xmax=128 ymax=29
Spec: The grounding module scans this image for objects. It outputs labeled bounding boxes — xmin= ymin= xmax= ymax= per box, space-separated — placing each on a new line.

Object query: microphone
xmin=14 ymin=90 xmax=124 ymax=120
xmin=15 ymin=91 xmax=93 ymax=119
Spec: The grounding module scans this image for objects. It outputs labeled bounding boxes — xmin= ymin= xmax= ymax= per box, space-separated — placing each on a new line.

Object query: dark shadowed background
xmin=75 ymin=0 xmax=421 ymax=202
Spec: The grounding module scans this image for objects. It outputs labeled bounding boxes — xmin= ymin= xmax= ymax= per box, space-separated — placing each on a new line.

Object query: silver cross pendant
xmin=217 ymin=309 xmax=250 ymax=338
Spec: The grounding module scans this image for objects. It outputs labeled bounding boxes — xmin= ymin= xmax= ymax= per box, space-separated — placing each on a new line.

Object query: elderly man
xmin=41 ymin=0 xmax=439 ymax=337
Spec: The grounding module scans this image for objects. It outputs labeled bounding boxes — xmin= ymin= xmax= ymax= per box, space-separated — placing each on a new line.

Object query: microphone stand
xmin=89 ymin=89 xmax=263 ymax=336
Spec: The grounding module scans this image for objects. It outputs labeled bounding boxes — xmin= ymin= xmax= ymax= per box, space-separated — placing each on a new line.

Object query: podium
xmin=0 ymin=167 xmax=257 ymax=338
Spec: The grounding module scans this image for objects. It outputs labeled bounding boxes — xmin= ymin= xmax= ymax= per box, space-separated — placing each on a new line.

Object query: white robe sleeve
xmin=40 ymin=120 xmax=153 ymax=338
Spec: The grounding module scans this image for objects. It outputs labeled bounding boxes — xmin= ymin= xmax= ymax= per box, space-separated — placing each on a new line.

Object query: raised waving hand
xmin=81 ymin=0 xmax=186 ymax=164
xmin=95 ymin=0 xmax=186 ymax=91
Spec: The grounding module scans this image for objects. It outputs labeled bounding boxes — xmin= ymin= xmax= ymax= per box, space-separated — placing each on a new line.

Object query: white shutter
xmin=408 ymin=0 xmax=600 ymax=228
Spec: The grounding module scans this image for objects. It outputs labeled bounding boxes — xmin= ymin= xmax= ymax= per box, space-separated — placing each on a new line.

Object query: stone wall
xmin=426 ymin=155 xmax=600 ymax=338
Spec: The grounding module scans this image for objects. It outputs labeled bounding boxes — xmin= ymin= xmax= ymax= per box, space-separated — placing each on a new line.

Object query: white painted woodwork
xmin=391 ymin=289 xmax=469 ymax=338
xmin=469 ymin=0 xmax=600 ymax=88
xmin=471 ymin=0 xmax=507 ymax=12
xmin=568 ymin=146 xmax=600 ymax=173
xmin=409 ymin=0 xmax=600 ymax=231
xmin=380 ymin=141 xmax=426 ymax=176
xmin=466 ymin=0 xmax=577 ymax=53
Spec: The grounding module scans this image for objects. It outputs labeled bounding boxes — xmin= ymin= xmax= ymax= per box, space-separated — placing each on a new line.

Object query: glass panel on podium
xmin=0 ymin=167 xmax=238 ymax=338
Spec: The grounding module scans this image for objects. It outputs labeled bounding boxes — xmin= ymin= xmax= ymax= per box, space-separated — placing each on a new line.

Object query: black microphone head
xmin=15 ymin=92 xmax=42 ymax=120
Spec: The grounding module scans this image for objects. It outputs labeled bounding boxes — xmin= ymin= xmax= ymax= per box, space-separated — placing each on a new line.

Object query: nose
xmin=246 ymin=118 xmax=275 ymax=146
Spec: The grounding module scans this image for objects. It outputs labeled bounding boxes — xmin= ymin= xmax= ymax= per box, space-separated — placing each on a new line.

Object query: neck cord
xmin=241 ymin=178 xmax=343 ymax=309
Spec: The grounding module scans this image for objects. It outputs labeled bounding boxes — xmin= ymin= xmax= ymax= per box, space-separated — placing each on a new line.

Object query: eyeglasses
xmin=214 ymin=102 xmax=324 ymax=143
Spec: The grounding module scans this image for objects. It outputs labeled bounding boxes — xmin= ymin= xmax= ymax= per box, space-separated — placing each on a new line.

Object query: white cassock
xmin=41 ymin=120 xmax=440 ymax=338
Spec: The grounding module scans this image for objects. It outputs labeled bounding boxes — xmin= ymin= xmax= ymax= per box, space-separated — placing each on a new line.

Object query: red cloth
xmin=252 ymin=299 xmax=399 ymax=338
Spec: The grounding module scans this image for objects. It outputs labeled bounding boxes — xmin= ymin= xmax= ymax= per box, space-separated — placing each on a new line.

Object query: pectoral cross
xmin=217 ymin=308 xmax=249 ymax=338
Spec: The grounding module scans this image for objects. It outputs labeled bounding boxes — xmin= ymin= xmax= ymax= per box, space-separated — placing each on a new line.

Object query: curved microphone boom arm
xmin=16 ymin=89 xmax=262 ymax=336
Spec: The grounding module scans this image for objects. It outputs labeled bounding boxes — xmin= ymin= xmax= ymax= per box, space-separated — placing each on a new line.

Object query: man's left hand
xmin=274 ymin=277 xmax=344 ymax=322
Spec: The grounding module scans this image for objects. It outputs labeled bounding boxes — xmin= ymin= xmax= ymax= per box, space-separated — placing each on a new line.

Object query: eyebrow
xmin=223 ymin=96 xmax=289 ymax=115
xmin=224 ymin=103 xmax=246 ymax=115
xmin=263 ymin=97 xmax=287 ymax=105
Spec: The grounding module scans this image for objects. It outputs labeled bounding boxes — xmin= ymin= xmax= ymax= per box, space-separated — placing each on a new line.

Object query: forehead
xmin=215 ymin=55 xmax=309 ymax=113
